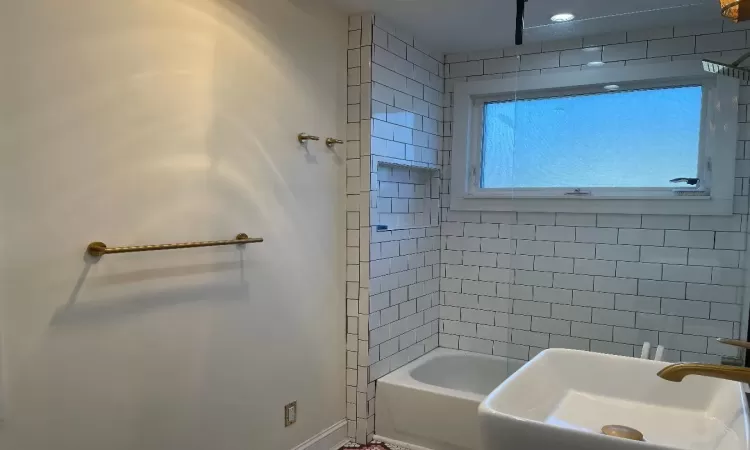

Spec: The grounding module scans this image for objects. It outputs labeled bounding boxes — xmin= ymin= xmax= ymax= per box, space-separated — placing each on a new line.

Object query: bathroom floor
xmin=339 ymin=441 xmax=409 ymax=450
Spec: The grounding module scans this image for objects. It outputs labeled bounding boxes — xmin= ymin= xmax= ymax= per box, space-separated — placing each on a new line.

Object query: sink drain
xmin=601 ymin=425 xmax=645 ymax=441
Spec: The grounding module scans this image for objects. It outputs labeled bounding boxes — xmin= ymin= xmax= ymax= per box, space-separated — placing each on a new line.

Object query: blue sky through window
xmin=481 ymin=86 xmax=703 ymax=189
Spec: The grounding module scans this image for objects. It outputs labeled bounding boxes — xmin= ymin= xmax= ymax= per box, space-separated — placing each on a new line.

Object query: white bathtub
xmin=375 ymin=348 xmax=520 ymax=450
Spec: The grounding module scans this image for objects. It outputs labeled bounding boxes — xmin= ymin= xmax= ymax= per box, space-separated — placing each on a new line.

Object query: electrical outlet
xmin=284 ymin=401 xmax=297 ymax=427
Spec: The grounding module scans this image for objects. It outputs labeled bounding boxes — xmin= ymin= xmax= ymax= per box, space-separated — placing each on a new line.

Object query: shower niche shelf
xmin=372 ymin=157 xmax=441 ymax=233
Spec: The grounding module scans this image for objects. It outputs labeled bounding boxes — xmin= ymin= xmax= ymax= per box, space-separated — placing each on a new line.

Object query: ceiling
xmin=327 ymin=0 xmax=720 ymax=53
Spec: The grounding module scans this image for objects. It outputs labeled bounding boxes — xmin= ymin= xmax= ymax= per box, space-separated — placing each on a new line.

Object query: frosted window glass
xmin=481 ymin=86 xmax=703 ymax=189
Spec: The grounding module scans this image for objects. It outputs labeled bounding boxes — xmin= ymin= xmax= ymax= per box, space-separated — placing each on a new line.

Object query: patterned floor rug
xmin=339 ymin=441 xmax=408 ymax=450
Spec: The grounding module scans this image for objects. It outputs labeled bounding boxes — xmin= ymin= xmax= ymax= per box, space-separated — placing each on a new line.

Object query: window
xmin=451 ymin=61 xmax=739 ymax=215
xmin=481 ymin=86 xmax=702 ymax=190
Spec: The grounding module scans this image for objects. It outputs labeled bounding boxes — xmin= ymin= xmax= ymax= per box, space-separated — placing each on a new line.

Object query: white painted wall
xmin=0 ymin=1 xmax=347 ymax=449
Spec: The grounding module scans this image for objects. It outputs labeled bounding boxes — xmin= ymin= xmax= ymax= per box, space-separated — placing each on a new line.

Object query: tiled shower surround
xmin=365 ymin=18 xmax=444 ymax=383
xmin=440 ymin=21 xmax=750 ymax=365
xmin=346 ymin=13 xmax=750 ymax=445
xmin=345 ymin=14 xmax=374 ymax=443
xmin=345 ymin=14 xmax=444 ymax=442
xmin=438 ymin=213 xmax=746 ymax=363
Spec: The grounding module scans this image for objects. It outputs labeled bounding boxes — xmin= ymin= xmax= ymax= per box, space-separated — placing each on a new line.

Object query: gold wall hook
xmin=298 ymin=133 xmax=320 ymax=144
xmin=326 ymin=138 xmax=344 ymax=148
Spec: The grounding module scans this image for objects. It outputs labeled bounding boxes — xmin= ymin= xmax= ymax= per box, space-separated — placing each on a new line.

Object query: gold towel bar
xmin=87 ymin=233 xmax=263 ymax=257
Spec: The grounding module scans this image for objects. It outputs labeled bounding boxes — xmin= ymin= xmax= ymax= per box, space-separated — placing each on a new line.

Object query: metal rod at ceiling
xmin=515 ymin=0 xmax=528 ymax=45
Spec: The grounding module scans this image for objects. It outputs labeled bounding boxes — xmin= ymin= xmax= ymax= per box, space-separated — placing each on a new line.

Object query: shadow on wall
xmin=52 ymin=252 xmax=251 ymax=327
xmin=51 ymin=280 xmax=251 ymax=326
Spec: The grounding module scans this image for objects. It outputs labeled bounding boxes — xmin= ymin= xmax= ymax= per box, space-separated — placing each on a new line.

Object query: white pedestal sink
xmin=479 ymin=349 xmax=749 ymax=450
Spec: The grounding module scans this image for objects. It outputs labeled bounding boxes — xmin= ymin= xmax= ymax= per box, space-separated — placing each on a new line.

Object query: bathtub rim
xmin=377 ymin=348 xmax=511 ymax=404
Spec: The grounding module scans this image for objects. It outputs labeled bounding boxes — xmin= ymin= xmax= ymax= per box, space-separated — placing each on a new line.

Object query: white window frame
xmin=451 ymin=61 xmax=739 ymax=215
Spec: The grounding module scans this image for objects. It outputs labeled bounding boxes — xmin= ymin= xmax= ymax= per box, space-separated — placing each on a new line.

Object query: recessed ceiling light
xmin=587 ymin=61 xmax=605 ymax=67
xmin=603 ymin=84 xmax=620 ymax=91
xmin=550 ymin=13 xmax=575 ymax=23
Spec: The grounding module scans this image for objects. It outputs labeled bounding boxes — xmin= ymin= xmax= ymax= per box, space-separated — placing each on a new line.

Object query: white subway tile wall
xmin=440 ymin=21 xmax=750 ymax=365
xmin=345 ymin=14 xmax=444 ymax=444
xmin=368 ymin=15 xmax=444 ymax=387
xmin=346 ymin=18 xmax=750 ymax=444
xmin=345 ymin=14 xmax=376 ymax=444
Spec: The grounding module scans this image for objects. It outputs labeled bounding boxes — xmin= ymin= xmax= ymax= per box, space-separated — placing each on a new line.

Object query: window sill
xmin=449 ymin=194 xmax=733 ymax=216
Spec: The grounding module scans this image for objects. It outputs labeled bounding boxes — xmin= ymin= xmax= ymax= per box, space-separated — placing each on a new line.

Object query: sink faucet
xmin=657 ymin=339 xmax=750 ymax=383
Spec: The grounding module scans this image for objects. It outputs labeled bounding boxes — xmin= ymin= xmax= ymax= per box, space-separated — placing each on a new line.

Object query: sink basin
xmin=479 ymin=349 xmax=749 ymax=450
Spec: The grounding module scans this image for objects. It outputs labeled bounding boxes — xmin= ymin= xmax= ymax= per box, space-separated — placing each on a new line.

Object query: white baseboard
xmin=291 ymin=419 xmax=348 ymax=450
